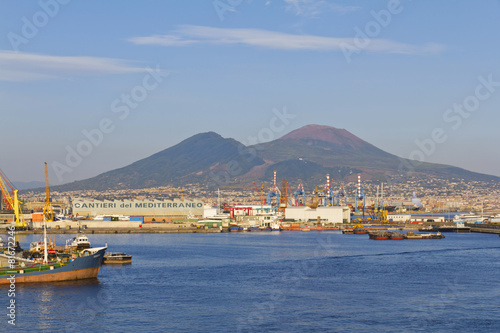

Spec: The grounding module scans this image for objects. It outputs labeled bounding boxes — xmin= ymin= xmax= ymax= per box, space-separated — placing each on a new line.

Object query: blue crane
xmin=336 ymin=185 xmax=347 ymax=206
xmin=293 ymin=183 xmax=305 ymax=206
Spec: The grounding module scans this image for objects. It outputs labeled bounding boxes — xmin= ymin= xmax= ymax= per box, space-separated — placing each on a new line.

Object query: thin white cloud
xmin=0 ymin=51 xmax=145 ymax=82
xmin=283 ymin=0 xmax=360 ymax=17
xmin=129 ymin=25 xmax=445 ymax=55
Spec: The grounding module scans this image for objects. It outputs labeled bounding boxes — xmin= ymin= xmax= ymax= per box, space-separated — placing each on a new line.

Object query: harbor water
xmin=2 ymin=231 xmax=500 ymax=332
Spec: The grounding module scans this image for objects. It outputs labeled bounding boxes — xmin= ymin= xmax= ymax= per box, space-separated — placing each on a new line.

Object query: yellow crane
xmin=13 ymin=190 xmax=27 ymax=229
xmin=0 ymin=168 xmax=28 ymax=229
xmin=43 ymin=162 xmax=54 ymax=222
xmin=0 ymin=169 xmax=15 ymax=211
xmin=308 ymin=186 xmax=325 ymax=208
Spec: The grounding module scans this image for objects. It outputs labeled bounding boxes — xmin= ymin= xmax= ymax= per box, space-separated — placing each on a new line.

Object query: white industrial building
xmin=387 ymin=214 xmax=411 ymax=222
xmin=285 ymin=206 xmax=351 ymax=223
xmin=72 ymin=199 xmax=204 ymax=221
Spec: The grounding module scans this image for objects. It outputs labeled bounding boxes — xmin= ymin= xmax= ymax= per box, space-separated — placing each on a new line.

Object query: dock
xmin=2 ymin=224 xmax=226 ymax=235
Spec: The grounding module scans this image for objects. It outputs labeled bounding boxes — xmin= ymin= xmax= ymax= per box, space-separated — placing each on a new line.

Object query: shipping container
xmin=32 ymin=212 xmax=44 ymax=222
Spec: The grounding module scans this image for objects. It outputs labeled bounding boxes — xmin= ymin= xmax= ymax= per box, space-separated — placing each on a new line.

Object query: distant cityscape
xmin=21 ymin=174 xmax=500 ymax=216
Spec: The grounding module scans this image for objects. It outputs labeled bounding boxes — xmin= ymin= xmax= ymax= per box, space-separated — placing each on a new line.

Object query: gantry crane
xmin=293 ymin=183 xmax=305 ymax=206
xmin=43 ymin=162 xmax=54 ymax=222
xmin=336 ymin=184 xmax=347 ymax=206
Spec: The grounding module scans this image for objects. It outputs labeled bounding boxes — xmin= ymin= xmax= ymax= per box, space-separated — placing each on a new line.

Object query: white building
xmin=72 ymin=199 xmax=204 ymax=220
xmin=387 ymin=214 xmax=411 ymax=222
xmin=284 ymin=206 xmax=351 ymax=223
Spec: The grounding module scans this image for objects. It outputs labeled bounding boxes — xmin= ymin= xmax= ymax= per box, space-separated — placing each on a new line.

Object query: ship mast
xmin=43 ymin=219 xmax=48 ymax=263
xmin=42 ymin=163 xmax=51 ymax=263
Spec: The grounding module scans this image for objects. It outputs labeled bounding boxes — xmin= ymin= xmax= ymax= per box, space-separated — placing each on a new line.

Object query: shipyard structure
xmin=72 ymin=199 xmax=204 ymax=222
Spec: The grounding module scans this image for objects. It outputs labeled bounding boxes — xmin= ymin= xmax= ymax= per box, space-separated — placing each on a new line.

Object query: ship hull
xmin=0 ymin=267 xmax=101 ymax=284
xmin=0 ymin=248 xmax=105 ymax=284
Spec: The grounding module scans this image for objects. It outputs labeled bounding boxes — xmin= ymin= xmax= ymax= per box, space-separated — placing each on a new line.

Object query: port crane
xmin=310 ymin=174 xmax=334 ymax=207
xmin=373 ymin=184 xmax=388 ymax=222
xmin=293 ymin=183 xmax=305 ymax=206
xmin=0 ymin=168 xmax=28 ymax=229
xmin=335 ymin=184 xmax=347 ymax=206
xmin=278 ymin=179 xmax=294 ymax=214
xmin=0 ymin=168 xmax=15 ymax=211
xmin=309 ymin=186 xmax=323 ymax=208
xmin=43 ymin=162 xmax=54 ymax=222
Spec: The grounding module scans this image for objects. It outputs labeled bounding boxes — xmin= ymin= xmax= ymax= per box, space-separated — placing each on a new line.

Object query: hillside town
xmin=17 ymin=173 xmax=500 ymax=219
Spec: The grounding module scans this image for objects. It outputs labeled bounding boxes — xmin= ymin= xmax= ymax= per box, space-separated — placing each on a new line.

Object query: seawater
xmin=1 ymin=231 xmax=500 ymax=332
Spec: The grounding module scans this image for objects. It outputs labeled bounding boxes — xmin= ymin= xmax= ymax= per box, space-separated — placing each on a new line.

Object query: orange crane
xmin=278 ymin=179 xmax=290 ymax=215
xmin=43 ymin=162 xmax=54 ymax=222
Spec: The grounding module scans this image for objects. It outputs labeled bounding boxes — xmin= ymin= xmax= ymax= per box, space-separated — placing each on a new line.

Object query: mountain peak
xmin=279 ymin=124 xmax=365 ymax=147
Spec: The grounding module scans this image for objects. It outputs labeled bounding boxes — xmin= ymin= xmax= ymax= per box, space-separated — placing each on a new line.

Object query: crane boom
xmin=0 ymin=169 xmax=15 ymax=210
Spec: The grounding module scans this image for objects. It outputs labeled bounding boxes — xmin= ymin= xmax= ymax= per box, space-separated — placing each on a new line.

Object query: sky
xmin=1 ymin=0 xmax=500 ymax=185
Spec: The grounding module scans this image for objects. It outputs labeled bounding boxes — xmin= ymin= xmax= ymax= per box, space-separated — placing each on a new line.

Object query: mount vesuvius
xmin=51 ymin=124 xmax=499 ymax=191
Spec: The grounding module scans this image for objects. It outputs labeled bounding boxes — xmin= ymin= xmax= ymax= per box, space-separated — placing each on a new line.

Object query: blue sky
xmin=1 ymin=0 xmax=500 ymax=185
